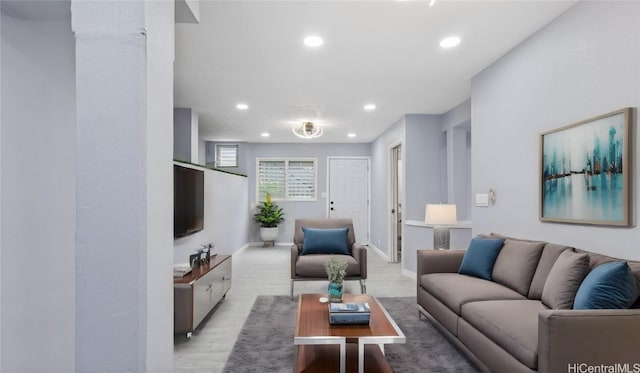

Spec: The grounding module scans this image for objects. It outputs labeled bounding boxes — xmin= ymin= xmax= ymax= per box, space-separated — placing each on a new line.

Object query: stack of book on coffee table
xmin=329 ymin=302 xmax=371 ymax=325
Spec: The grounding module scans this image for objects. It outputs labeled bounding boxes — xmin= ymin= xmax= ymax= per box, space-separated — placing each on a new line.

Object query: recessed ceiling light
xmin=304 ymin=35 xmax=324 ymax=47
xmin=236 ymin=103 xmax=249 ymax=110
xmin=364 ymin=104 xmax=376 ymax=111
xmin=348 ymin=133 xmax=356 ymax=138
xmin=429 ymin=0 xmax=436 ymax=6
xmin=440 ymin=36 xmax=461 ymax=49
xmin=261 ymin=132 xmax=270 ymax=137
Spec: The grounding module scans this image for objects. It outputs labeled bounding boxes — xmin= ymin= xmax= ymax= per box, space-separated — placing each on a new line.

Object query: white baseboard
xmin=247 ymin=241 xmax=294 ymax=247
xmin=402 ymin=268 xmax=417 ymax=280
xmin=364 ymin=243 xmax=390 ymax=262
xmin=232 ymin=243 xmax=251 ymax=255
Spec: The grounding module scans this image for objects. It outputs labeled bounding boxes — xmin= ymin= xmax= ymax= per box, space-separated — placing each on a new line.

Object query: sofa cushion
xmin=458 ymin=238 xmax=505 ymax=280
xmin=491 ymin=239 xmax=545 ymax=296
xmin=541 ymin=250 xmax=589 ymax=309
xmin=461 ymin=300 xmax=549 ymax=369
xmin=528 ymin=243 xmax=572 ymax=299
xmin=295 ymin=254 xmax=360 ymax=277
xmin=420 ymin=273 xmax=526 ymax=315
xmin=574 ymin=261 xmax=640 ymax=309
xmin=301 ymin=227 xmax=350 ymax=255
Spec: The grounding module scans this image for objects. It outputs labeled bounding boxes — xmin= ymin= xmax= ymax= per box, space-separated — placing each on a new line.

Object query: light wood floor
xmin=174 ymin=244 xmax=416 ymax=373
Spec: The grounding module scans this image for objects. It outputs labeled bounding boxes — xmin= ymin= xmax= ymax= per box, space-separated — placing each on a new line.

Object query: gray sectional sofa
xmin=417 ymin=236 xmax=640 ymax=373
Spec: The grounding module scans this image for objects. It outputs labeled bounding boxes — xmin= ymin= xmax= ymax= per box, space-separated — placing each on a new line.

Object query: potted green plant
xmin=253 ymin=192 xmax=285 ymax=244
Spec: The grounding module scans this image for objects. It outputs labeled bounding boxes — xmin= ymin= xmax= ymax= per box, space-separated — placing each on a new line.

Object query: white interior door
xmin=328 ymin=158 xmax=369 ymax=244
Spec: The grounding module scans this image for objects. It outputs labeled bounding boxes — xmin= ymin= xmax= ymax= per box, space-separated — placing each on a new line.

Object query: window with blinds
xmin=215 ymin=145 xmax=238 ymax=168
xmin=257 ymin=158 xmax=316 ymax=201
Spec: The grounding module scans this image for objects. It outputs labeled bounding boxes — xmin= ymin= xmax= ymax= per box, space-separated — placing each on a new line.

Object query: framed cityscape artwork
xmin=539 ymin=108 xmax=632 ymax=226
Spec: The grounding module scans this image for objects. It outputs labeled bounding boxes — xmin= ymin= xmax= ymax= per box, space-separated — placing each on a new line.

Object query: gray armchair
xmin=290 ymin=218 xmax=367 ymax=300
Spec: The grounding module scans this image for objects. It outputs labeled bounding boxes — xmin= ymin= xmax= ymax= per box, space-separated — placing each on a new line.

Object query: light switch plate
xmin=475 ymin=193 xmax=489 ymax=207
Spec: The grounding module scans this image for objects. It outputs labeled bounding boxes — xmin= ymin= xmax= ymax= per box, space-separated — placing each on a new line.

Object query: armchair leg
xmin=291 ymin=280 xmax=295 ymax=301
xmin=359 ymin=279 xmax=366 ymax=294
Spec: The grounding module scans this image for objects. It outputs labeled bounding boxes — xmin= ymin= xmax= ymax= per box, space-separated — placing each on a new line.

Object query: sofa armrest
xmin=417 ymin=249 xmax=465 ymax=277
xmin=538 ymin=309 xmax=640 ymax=373
xmin=352 ymin=244 xmax=367 ymax=279
xmin=291 ymin=244 xmax=300 ymax=279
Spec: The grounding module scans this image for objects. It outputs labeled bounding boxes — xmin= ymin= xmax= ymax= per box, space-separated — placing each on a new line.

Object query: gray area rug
xmin=222 ymin=295 xmax=479 ymax=372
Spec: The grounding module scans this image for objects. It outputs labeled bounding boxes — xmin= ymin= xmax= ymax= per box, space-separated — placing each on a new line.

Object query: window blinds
xmin=257 ymin=159 xmax=316 ymax=201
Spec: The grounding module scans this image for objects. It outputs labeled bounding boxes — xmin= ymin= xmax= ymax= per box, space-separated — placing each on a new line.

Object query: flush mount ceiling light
xmin=348 ymin=133 xmax=356 ymax=138
xmin=364 ymin=103 xmax=376 ymax=111
xmin=236 ymin=103 xmax=249 ymax=110
xmin=304 ymin=35 xmax=324 ymax=47
xmin=261 ymin=132 xmax=270 ymax=137
xmin=440 ymin=36 xmax=461 ymax=49
xmin=292 ymin=121 xmax=323 ymax=139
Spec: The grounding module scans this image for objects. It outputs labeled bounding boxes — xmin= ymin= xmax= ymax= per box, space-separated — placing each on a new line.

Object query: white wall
xmin=145 ymin=1 xmax=175 ymax=371
xmin=1 ymin=11 xmax=76 ymax=372
xmin=174 ymin=165 xmax=249 ymax=262
xmin=245 ymin=143 xmax=371 ymax=243
xmin=471 ymin=1 xmax=640 ymax=260
xmin=72 ymin=2 xmax=177 ymax=371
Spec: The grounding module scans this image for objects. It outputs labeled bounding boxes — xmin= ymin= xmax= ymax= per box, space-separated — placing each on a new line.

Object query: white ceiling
xmin=4 ymin=0 xmax=577 ymax=143
xmin=174 ymin=1 xmax=576 ymax=143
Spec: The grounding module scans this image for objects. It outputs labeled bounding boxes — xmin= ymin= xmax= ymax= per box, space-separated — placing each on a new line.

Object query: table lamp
xmin=425 ymin=204 xmax=457 ymax=250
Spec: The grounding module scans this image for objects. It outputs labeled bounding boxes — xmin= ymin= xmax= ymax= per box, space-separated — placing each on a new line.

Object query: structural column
xmin=72 ymin=2 xmax=173 ymax=371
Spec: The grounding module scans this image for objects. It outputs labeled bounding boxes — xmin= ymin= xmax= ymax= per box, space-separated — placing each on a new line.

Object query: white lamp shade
xmin=425 ymin=204 xmax=457 ymax=225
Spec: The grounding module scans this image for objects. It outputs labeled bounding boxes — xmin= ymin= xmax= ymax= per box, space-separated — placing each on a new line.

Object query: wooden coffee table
xmin=294 ymin=293 xmax=405 ymax=373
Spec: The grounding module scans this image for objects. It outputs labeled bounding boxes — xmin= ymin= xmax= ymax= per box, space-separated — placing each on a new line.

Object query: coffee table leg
xmin=358 ymin=340 xmax=365 ymax=373
xmin=339 ymin=341 xmax=346 ymax=373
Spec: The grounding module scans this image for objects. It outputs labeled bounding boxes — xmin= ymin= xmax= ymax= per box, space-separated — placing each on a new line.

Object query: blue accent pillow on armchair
xmin=573 ymin=261 xmax=639 ymax=309
xmin=301 ymin=227 xmax=350 ymax=255
xmin=458 ymin=238 xmax=505 ymax=280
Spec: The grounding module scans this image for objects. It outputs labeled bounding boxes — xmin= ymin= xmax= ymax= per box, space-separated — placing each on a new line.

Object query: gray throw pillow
xmin=491 ymin=239 xmax=545 ymax=295
xmin=528 ymin=244 xmax=572 ymax=299
xmin=541 ymin=250 xmax=590 ymax=309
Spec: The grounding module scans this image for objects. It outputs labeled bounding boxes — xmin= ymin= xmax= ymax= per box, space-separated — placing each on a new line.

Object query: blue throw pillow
xmin=573 ymin=261 xmax=639 ymax=310
xmin=301 ymin=227 xmax=350 ymax=255
xmin=458 ymin=238 xmax=505 ymax=280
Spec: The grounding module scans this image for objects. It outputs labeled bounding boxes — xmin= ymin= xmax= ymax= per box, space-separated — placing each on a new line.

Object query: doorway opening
xmin=389 ymin=144 xmax=402 ymax=263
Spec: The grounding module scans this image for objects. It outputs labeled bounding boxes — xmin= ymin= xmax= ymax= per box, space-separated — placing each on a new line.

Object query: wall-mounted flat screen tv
xmin=174 ymin=164 xmax=204 ymax=238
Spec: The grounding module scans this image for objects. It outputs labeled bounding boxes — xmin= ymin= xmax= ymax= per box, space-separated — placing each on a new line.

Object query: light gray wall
xmin=442 ymin=99 xmax=472 ymax=221
xmin=246 ymin=143 xmax=371 ymax=243
xmin=174 ymin=165 xmax=249 ymax=262
xmin=174 ymin=107 xmax=199 ymax=163
xmin=442 ymin=99 xmax=471 ymax=132
xmin=404 ymin=114 xmax=446 ymax=219
xmin=370 ymin=117 xmax=405 ymax=258
xmin=1 ymin=12 xmax=76 ymax=372
xmin=402 ymin=114 xmax=449 ymax=272
xmin=173 ymin=108 xmax=192 ymax=162
xmin=471 ymin=1 xmax=640 ymax=260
